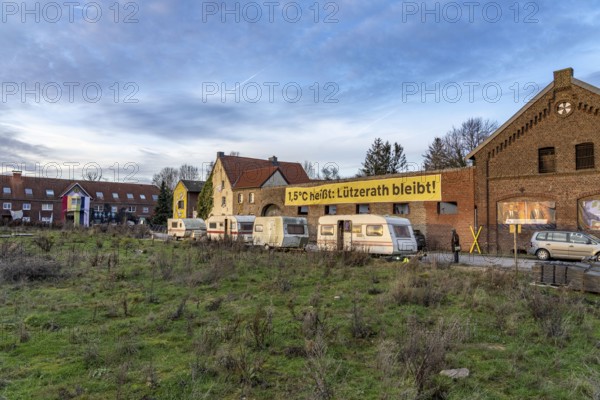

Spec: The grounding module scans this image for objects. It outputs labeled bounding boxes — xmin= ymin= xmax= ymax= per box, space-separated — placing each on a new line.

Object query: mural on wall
xmin=579 ymin=199 xmax=600 ymax=230
xmin=497 ymin=201 xmax=556 ymax=226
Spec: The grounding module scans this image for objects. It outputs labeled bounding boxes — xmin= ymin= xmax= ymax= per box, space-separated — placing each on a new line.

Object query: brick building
xmin=467 ymin=68 xmax=600 ymax=252
xmin=1 ymin=171 xmax=159 ymax=226
xmin=233 ymin=168 xmax=475 ymax=250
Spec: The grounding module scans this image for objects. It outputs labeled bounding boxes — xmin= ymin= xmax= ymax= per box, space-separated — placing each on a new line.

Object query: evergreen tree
xmin=422 ymin=137 xmax=451 ymax=170
xmin=197 ymin=170 xmax=214 ymax=220
xmin=360 ymin=138 xmax=407 ymax=176
xmin=152 ymin=181 xmax=172 ymax=226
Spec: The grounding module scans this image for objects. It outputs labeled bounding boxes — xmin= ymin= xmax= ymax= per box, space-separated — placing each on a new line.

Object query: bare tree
xmin=303 ymin=161 xmax=319 ymax=180
xmin=321 ymin=165 xmax=340 ymax=180
xmin=229 ymin=151 xmax=240 ymax=157
xmin=179 ymin=164 xmax=199 ymax=181
xmin=152 ymin=167 xmax=179 ymax=191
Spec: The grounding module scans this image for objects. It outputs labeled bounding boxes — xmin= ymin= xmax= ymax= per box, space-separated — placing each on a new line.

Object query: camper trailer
xmin=317 ymin=215 xmax=418 ymax=257
xmin=167 ymin=218 xmax=206 ymax=240
xmin=206 ymin=215 xmax=255 ymax=243
xmin=252 ymin=216 xmax=309 ymax=249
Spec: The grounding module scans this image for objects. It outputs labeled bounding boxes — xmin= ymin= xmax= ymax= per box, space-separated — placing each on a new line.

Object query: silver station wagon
xmin=527 ymin=231 xmax=600 ymax=261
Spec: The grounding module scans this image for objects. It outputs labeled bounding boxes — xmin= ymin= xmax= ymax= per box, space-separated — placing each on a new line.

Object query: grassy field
xmin=1 ymin=227 xmax=600 ymax=400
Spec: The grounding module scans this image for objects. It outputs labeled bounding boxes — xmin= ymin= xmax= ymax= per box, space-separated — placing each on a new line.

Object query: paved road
xmin=424 ymin=251 xmax=537 ymax=270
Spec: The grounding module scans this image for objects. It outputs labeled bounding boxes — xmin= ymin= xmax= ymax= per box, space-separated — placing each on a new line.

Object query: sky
xmin=1 ymin=0 xmax=600 ymax=183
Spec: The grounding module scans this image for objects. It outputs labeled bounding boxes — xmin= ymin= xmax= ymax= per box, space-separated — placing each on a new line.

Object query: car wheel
xmin=536 ymin=249 xmax=550 ymax=261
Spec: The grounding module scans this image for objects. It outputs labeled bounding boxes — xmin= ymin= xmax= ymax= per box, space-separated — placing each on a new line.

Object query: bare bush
xmin=305 ymin=329 xmax=336 ymax=400
xmin=390 ymin=271 xmax=448 ymax=307
xmin=246 ymin=306 xmax=273 ymax=350
xmin=0 ymin=256 xmax=63 ymax=282
xmin=33 ymin=235 xmax=54 ymax=252
xmin=523 ymin=288 xmax=581 ymax=342
xmin=349 ymin=296 xmax=375 ymax=339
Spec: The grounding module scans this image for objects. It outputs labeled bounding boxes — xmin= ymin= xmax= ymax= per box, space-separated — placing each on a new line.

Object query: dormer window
xmin=46 ymin=189 xmax=54 ymax=197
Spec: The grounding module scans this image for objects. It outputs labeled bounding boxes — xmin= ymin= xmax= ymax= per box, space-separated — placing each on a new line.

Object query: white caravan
xmin=252 ymin=216 xmax=309 ymax=249
xmin=206 ymin=215 xmax=255 ymax=243
xmin=317 ymin=215 xmax=418 ymax=257
xmin=167 ymin=218 xmax=206 ymax=240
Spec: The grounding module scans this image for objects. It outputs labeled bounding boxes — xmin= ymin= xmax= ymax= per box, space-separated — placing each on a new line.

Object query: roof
xmin=180 ymin=180 xmax=205 ymax=192
xmin=234 ymin=166 xmax=283 ymax=189
xmin=466 ymin=70 xmax=600 ymax=160
xmin=1 ymin=173 xmax=159 ymax=204
xmin=218 ymin=155 xmax=311 ymax=188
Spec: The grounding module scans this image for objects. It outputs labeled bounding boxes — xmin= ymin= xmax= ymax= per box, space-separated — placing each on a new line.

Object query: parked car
xmin=413 ymin=229 xmax=427 ymax=251
xmin=527 ymin=230 xmax=600 ymax=261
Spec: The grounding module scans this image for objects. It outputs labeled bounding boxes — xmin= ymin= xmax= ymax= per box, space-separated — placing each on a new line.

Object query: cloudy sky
xmin=1 ymin=0 xmax=600 ymax=182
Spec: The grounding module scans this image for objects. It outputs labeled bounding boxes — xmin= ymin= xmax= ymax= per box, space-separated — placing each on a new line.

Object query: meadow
xmin=0 ymin=227 xmax=599 ymax=399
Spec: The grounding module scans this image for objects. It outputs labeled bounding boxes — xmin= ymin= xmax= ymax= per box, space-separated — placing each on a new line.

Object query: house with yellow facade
xmin=210 ymin=152 xmax=310 ymax=216
xmin=172 ymin=180 xmax=205 ymax=219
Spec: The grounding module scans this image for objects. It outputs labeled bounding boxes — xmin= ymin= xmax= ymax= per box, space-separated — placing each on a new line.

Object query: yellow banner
xmin=285 ymin=175 xmax=442 ymax=206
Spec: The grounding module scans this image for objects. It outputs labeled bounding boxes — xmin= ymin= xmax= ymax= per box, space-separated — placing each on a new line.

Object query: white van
xmin=167 ymin=218 xmax=206 ymax=240
xmin=317 ymin=215 xmax=418 ymax=257
xmin=206 ymin=215 xmax=255 ymax=243
xmin=252 ymin=216 xmax=309 ymax=249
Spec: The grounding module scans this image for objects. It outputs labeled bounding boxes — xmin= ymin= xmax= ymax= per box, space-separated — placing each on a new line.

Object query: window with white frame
xmin=46 ymin=189 xmax=54 ymax=197
xmin=127 ymin=193 xmax=134 ymax=199
xmin=3 ymin=187 xmax=11 ymax=194
xmin=93 ymin=205 xmax=103 ymax=212
xmin=127 ymin=206 xmax=136 ymax=212
xmin=42 ymin=204 xmax=53 ymax=211
xmin=111 ymin=206 xmax=118 ymax=213
xmin=22 ymin=217 xmax=30 ymax=222
xmin=143 ymin=207 xmax=149 ymax=213
xmin=249 ymin=193 xmax=255 ymax=204
xmin=23 ymin=203 xmax=31 ymax=210
xmin=25 ymin=188 xmax=33 ymax=196
xmin=238 ymin=193 xmax=243 ymax=204
xmin=71 ymin=197 xmax=81 ymax=206
xmin=96 ymin=192 xmax=104 ymax=199
xmin=140 ymin=194 xmax=146 ymax=200
xmin=3 ymin=203 xmax=11 ymax=210
xmin=112 ymin=193 xmax=119 ymax=199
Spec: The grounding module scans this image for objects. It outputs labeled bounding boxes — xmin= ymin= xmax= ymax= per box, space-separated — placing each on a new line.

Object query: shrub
xmin=33 ymin=235 xmax=54 ymax=253
xmin=0 ymin=257 xmax=63 ymax=282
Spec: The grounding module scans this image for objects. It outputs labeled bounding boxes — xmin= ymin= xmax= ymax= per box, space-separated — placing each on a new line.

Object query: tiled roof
xmin=0 ymin=173 xmax=159 ymax=204
xmin=181 ymin=180 xmax=205 ymax=192
xmin=234 ymin=166 xmax=282 ymax=189
xmin=219 ymin=156 xmax=310 ymax=188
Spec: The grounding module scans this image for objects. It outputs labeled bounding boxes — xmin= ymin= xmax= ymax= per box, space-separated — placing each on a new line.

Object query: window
xmin=320 ymin=225 xmax=334 ymax=236
xmin=535 ymin=232 xmax=547 ymax=240
xmin=93 ymin=205 xmax=103 ymax=212
xmin=570 ymin=233 xmax=590 ymax=244
xmin=209 ymin=222 xmax=217 ymax=229
xmin=287 ymin=224 xmax=305 ymax=235
xmin=221 ymin=196 xmax=226 ymax=207
xmin=393 ymin=203 xmax=410 ymax=215
xmin=152 ymin=195 xmax=158 ymax=201
xmin=111 ymin=206 xmax=118 ymax=213
xmin=177 ymin=200 xmax=184 ymax=209
xmin=237 ymin=193 xmax=243 ymax=204
xmin=240 ymin=223 xmax=254 ymax=232
xmin=171 ymin=221 xmax=178 ymax=228
xmin=538 ymin=147 xmax=556 ymax=173
xmin=249 ymin=193 xmax=255 ymax=204
xmin=366 ymin=225 xmax=383 ymax=236
xmin=41 ymin=217 xmax=52 ymax=223
xmin=356 ymin=204 xmax=370 ymax=214
xmin=352 ymin=224 xmax=362 ymax=234
xmin=140 ymin=194 xmax=146 ymax=200
xmin=3 ymin=187 xmax=11 ymax=194
xmin=23 ymin=203 xmax=31 ymax=210
xmin=438 ymin=202 xmax=458 ymax=214
xmin=325 ymin=205 xmax=337 ymax=215
xmin=298 ymin=206 xmax=308 ymax=215
xmin=127 ymin=193 xmax=134 ymax=199
xmin=71 ymin=198 xmax=81 ymax=206
xmin=96 ymin=192 xmax=104 ymax=199
xmin=221 ymin=180 xmax=225 ymax=189
xmin=112 ymin=193 xmax=119 ymax=199
xmin=547 ymin=232 xmax=567 ymax=242
xmin=392 ymin=225 xmax=411 ymax=238
xmin=254 ymin=224 xmax=264 ymax=232
xmin=42 ymin=204 xmax=53 ymax=211
xmin=22 ymin=217 xmax=30 ymax=222
xmin=143 ymin=207 xmax=149 ymax=213
xmin=576 ymin=143 xmax=594 ymax=170
xmin=127 ymin=206 xmax=136 ymax=213
xmin=25 ymin=188 xmax=33 ymax=196
xmin=3 ymin=203 xmax=11 ymax=210
xmin=46 ymin=189 xmax=54 ymax=197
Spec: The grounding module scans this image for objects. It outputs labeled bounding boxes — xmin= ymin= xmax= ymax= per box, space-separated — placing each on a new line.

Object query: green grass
xmin=0 ymin=228 xmax=599 ymax=399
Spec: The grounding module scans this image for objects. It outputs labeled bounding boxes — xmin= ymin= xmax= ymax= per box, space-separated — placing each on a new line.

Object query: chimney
xmin=217 ymin=151 xmax=225 ymax=158
xmin=553 ymin=68 xmax=573 ymax=90
xmin=269 ymin=156 xmax=278 ymax=165
xmin=12 ymin=170 xmax=22 ymax=184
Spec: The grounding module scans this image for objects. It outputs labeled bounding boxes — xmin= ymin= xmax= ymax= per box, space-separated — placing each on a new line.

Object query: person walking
xmin=451 ymin=228 xmax=460 ymax=263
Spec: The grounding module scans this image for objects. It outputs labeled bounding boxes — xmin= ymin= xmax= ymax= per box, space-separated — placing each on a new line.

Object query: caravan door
xmin=337 ymin=220 xmax=352 ymax=251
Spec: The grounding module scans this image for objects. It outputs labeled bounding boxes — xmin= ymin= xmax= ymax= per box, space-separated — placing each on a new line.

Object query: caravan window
xmin=320 ymin=225 xmax=334 ymax=236
xmin=392 ymin=225 xmax=411 ymax=238
xmin=366 ymin=225 xmax=383 ymax=236
xmin=209 ymin=222 xmax=217 ymax=229
xmin=352 ymin=224 xmax=362 ymax=234
xmin=254 ymin=224 xmax=264 ymax=232
xmin=240 ymin=223 xmax=254 ymax=232
xmin=287 ymin=224 xmax=305 ymax=235
xmin=171 ymin=221 xmax=178 ymax=228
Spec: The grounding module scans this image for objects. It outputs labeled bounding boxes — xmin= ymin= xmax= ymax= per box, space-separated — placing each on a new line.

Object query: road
xmin=424 ymin=251 xmax=537 ymax=270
